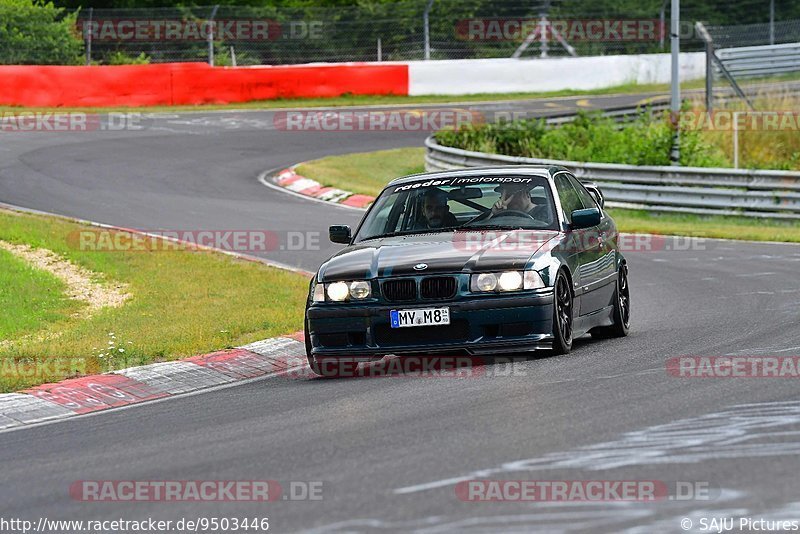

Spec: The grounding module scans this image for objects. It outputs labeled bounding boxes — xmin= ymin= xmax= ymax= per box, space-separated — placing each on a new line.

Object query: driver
xmin=419 ymin=188 xmax=458 ymax=229
xmin=491 ymin=182 xmax=549 ymax=221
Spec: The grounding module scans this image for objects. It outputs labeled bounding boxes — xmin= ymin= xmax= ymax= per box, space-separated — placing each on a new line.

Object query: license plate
xmin=390 ymin=307 xmax=450 ymax=328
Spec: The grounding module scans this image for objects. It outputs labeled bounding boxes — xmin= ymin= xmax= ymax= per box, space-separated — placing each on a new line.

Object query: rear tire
xmin=591 ymin=264 xmax=631 ymax=339
xmin=551 ymin=271 xmax=574 ymax=355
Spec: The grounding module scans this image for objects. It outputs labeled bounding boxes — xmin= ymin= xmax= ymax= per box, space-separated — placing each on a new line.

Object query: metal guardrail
xmin=711 ymin=80 xmax=800 ymax=105
xmin=716 ymin=42 xmax=800 ymax=79
xmin=542 ymin=102 xmax=669 ymax=126
xmin=425 ymin=137 xmax=800 ymax=220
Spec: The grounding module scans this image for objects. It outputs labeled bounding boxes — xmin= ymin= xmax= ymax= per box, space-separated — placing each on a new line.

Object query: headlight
xmin=349 ymin=281 xmax=371 ymax=300
xmin=319 ymin=280 xmax=372 ymax=302
xmin=327 ymin=281 xmax=350 ymax=302
xmin=475 ymin=273 xmax=497 ymax=292
xmin=498 ymin=271 xmax=523 ymax=291
xmin=471 ymin=270 xmax=545 ymax=293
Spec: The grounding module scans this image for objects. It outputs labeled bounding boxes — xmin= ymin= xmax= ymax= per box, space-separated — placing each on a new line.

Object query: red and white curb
xmin=274 ymin=166 xmax=375 ymax=209
xmin=0 ymin=335 xmax=307 ymax=432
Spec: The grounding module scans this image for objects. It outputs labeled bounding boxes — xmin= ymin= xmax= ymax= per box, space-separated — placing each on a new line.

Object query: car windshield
xmin=354 ymin=175 xmax=559 ymax=242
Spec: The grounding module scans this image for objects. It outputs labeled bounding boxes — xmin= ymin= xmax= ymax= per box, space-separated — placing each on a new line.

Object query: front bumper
xmin=306 ymin=291 xmax=555 ymax=359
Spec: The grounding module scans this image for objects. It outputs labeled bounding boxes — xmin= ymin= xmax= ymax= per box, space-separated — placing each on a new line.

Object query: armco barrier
xmin=0 ymin=62 xmax=409 ymax=107
xmin=425 ymin=136 xmax=800 ymax=219
xmin=716 ymin=42 xmax=800 ymax=79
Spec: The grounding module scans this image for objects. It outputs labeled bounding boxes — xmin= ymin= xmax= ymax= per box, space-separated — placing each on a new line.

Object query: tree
xmin=0 ymin=0 xmax=82 ymax=64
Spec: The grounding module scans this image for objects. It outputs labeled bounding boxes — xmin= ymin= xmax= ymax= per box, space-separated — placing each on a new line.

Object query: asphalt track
xmin=1 ymin=91 xmax=800 ymax=533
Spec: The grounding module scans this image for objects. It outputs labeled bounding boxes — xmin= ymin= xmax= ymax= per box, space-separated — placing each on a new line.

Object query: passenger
xmin=419 ymin=188 xmax=458 ymax=229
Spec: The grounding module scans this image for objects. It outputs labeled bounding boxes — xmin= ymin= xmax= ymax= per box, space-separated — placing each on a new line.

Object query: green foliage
xmin=435 ymin=110 xmax=730 ymax=168
xmin=0 ymin=0 xmax=82 ymax=65
xmin=104 ymin=50 xmax=149 ymax=64
xmin=211 ymin=45 xmax=260 ymax=66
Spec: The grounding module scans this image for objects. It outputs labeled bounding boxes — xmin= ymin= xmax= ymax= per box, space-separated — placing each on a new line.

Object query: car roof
xmin=386 ymin=166 xmax=569 ymax=187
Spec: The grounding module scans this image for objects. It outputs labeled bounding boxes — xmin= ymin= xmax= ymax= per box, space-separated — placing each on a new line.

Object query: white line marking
xmin=394 ymin=400 xmax=800 ymax=495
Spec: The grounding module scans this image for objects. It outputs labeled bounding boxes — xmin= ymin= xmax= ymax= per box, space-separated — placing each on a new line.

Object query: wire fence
xmin=76 ymin=1 xmax=673 ymax=66
xmin=707 ymin=19 xmax=800 ymax=48
xmin=3 ymin=0 xmax=800 ymax=65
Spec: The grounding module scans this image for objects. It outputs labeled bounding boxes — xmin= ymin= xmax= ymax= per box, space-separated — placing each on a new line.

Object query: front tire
xmin=551 ymin=271 xmax=574 ymax=355
xmin=304 ymin=316 xmax=323 ymax=376
xmin=305 ymin=317 xmax=357 ymax=378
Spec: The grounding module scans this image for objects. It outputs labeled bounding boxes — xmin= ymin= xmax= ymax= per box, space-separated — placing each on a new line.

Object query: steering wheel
xmin=489 ymin=209 xmax=537 ymax=221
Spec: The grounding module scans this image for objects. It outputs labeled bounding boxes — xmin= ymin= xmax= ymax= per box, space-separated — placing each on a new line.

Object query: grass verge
xmin=296 ymin=147 xmax=425 ymax=198
xmin=0 ymin=248 xmax=78 ymax=341
xmin=0 ymin=208 xmax=309 ymax=392
xmin=296 ymin=148 xmax=800 ymax=243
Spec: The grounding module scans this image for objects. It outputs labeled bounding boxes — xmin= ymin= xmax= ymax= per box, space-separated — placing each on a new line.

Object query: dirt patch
xmin=0 ymin=240 xmax=131 ymax=314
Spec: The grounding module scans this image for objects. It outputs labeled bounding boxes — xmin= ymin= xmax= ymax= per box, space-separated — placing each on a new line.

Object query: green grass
xmin=0 ymin=248 xmax=78 ymax=341
xmin=609 ymin=209 xmax=800 ymax=243
xmin=297 ymin=148 xmax=800 ymax=243
xmin=297 ymin=147 xmax=426 ymax=198
xmin=0 ymin=208 xmax=309 ymax=392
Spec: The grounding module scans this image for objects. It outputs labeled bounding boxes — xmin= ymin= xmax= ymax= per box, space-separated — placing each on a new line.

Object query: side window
xmin=554 ymin=174 xmax=584 ymax=223
xmin=374 ymin=192 xmax=409 ymax=234
xmin=567 ymin=174 xmax=599 ymax=211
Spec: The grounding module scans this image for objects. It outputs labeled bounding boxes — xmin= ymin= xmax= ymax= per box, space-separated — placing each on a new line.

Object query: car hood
xmin=318 ymin=230 xmax=560 ymax=281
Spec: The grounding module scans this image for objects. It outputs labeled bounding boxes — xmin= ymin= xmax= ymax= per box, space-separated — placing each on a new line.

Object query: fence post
xmin=539 ymin=14 xmax=549 ymax=58
xmin=377 ymin=38 xmax=382 ymax=61
xmin=85 ymin=7 xmax=93 ymax=66
xmin=770 ymin=0 xmax=775 ymax=45
xmin=423 ymin=0 xmax=434 ymax=60
xmin=670 ymin=0 xmax=681 ymax=166
xmin=208 ymin=5 xmax=219 ymax=66
xmin=695 ymin=22 xmax=714 ymax=113
xmin=733 ymin=111 xmax=740 ymax=169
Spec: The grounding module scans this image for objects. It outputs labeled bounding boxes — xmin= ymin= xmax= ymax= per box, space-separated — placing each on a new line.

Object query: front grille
xmin=382 ymin=279 xmax=417 ymax=302
xmin=374 ymin=320 xmax=470 ymax=346
xmin=420 ymin=277 xmax=457 ymax=300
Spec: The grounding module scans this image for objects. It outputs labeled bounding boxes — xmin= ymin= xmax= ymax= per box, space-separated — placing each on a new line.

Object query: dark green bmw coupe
xmin=304 ymin=167 xmax=630 ymax=376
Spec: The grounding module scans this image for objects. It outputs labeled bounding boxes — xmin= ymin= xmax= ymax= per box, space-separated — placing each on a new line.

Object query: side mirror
xmin=571 ymin=208 xmax=601 ymax=230
xmin=584 ymin=184 xmax=605 ymax=209
xmin=329 ymin=225 xmax=352 ymax=244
